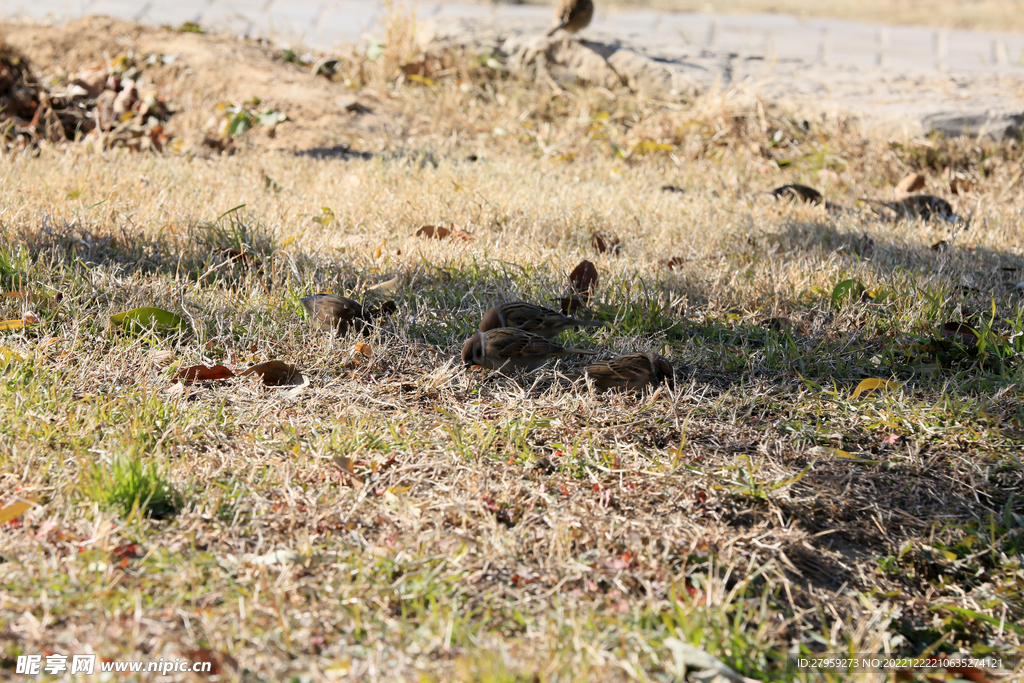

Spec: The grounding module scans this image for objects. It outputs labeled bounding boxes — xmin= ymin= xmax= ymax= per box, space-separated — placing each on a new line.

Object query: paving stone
xmin=3 ymin=0 xmax=1024 ymax=138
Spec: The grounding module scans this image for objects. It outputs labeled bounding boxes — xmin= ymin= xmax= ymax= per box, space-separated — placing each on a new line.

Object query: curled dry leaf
xmin=561 ymin=259 xmax=599 ymax=314
xmin=175 ymin=364 xmax=235 ymax=383
xmin=662 ymin=256 xmax=686 ymax=270
xmin=22 ymin=312 xmax=41 ymax=325
xmin=355 ymin=341 xmax=372 ymax=358
xmin=568 ymin=260 xmax=598 ymax=299
xmin=366 ymin=275 xmax=402 ymax=296
xmin=895 ymin=172 xmax=926 ymax=196
xmin=769 ymin=184 xmax=822 ymax=205
xmin=239 ymin=360 xmax=305 ymax=387
xmin=591 ymin=232 xmax=621 ymax=255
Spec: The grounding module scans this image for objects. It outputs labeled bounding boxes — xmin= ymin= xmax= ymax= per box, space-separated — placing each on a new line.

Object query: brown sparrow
xmin=580 ymin=352 xmax=674 ymax=392
xmin=300 ymin=294 xmax=397 ymax=335
xmin=480 ymin=301 xmax=605 ymax=339
xmin=462 ymin=327 xmax=595 ymax=372
xmin=546 ymin=0 xmax=594 ymax=36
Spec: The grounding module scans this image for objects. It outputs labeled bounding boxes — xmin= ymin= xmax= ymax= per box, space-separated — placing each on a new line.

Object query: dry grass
xmin=0 ymin=12 xmax=1023 ymax=683
xmin=513 ymin=0 xmax=1024 ymax=33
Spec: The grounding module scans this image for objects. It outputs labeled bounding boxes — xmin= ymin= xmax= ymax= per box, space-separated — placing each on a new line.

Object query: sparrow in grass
xmin=580 ymin=352 xmax=674 ymax=392
xmin=480 ymin=301 xmax=605 ymax=339
xmin=546 ymin=0 xmax=594 ymax=37
xmin=300 ymin=294 xmax=397 ymax=335
xmin=462 ymin=327 xmax=595 ymax=373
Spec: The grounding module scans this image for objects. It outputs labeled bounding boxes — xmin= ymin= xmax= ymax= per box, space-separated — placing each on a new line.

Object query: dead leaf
xmin=591 ymin=232 xmax=621 ymax=255
xmin=415 ymin=225 xmax=451 ymax=239
xmin=568 ymin=260 xmax=599 ymax=299
xmin=174 ymin=364 xmax=235 ymax=383
xmin=769 ymin=184 xmax=822 ymax=204
xmin=950 ymin=176 xmax=974 ymax=195
xmin=0 ymin=497 xmax=38 ymax=524
xmin=374 ymin=240 xmax=385 ymax=259
xmin=355 ymin=342 xmax=372 ymax=358
xmin=366 ymin=275 xmax=402 ymax=296
xmin=22 ymin=312 xmax=40 ymax=325
xmin=662 ymin=256 xmax=686 ymax=270
xmin=0 ymin=319 xmax=24 ymax=332
xmin=414 ymin=223 xmax=474 ymax=241
xmin=239 ymin=360 xmax=305 ymax=387
xmin=332 ymin=455 xmax=364 ymax=486
xmin=895 ymin=172 xmax=926 ymax=196
xmin=450 ymin=224 xmax=475 ymax=242
xmin=2 ymin=291 xmax=62 ymax=306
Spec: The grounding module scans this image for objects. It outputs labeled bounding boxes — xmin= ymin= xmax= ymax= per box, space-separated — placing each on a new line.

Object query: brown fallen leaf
xmin=950 ymin=176 xmax=974 ymax=195
xmin=895 ymin=172 xmax=926 ymax=196
xmin=415 ymin=225 xmax=451 ymax=239
xmin=355 ymin=341 xmax=372 ymax=358
xmin=414 ymin=223 xmax=475 ymax=241
xmin=239 ymin=360 xmax=305 ymax=387
xmin=22 ymin=312 xmax=41 ymax=325
xmin=2 ymin=291 xmax=63 ymax=306
xmin=374 ymin=240 xmax=385 ymax=259
xmin=768 ymin=184 xmax=822 ymax=204
xmin=662 ymin=256 xmax=686 ymax=270
xmin=568 ymin=260 xmax=598 ymax=299
xmin=591 ymin=232 xmax=621 ymax=255
xmin=175 ymin=364 xmax=235 ymax=383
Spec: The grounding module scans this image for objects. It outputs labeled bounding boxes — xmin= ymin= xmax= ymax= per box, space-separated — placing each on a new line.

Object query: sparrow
xmin=300 ymin=294 xmax=397 ymax=335
xmin=480 ymin=301 xmax=605 ymax=339
xmin=863 ymin=194 xmax=959 ymax=223
xmin=546 ymin=0 xmax=594 ymax=37
xmin=579 ymin=352 xmax=675 ymax=392
xmin=462 ymin=327 xmax=595 ymax=373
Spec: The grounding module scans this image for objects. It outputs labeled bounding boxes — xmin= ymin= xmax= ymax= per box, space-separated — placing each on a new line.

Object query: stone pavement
xmin=3 ymin=0 xmax=1024 ymax=137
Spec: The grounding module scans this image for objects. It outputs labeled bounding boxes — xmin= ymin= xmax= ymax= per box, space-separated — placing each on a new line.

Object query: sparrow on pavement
xmin=300 ymin=294 xmax=396 ymax=335
xmin=462 ymin=327 xmax=595 ymax=373
xmin=480 ymin=301 xmax=605 ymax=339
xmin=580 ymin=352 xmax=674 ymax=392
xmin=547 ymin=0 xmax=594 ymax=37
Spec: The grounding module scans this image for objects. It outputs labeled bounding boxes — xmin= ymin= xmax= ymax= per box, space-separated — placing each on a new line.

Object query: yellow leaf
xmin=355 ymin=341 xmax=372 ymax=358
xmin=279 ymin=231 xmax=304 ymax=249
xmin=0 ymin=498 xmax=37 ymax=524
xmin=387 ymin=486 xmax=411 ymax=494
xmin=0 ymin=346 xmax=24 ymax=364
xmin=850 ymin=378 xmax=898 ymax=400
xmin=0 ymin=319 xmax=24 ymax=332
xmin=374 ymin=240 xmax=385 ymax=260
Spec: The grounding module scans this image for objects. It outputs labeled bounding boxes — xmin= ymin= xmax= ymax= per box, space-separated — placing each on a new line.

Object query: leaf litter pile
xmin=1 ymin=11 xmax=1023 ymax=683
